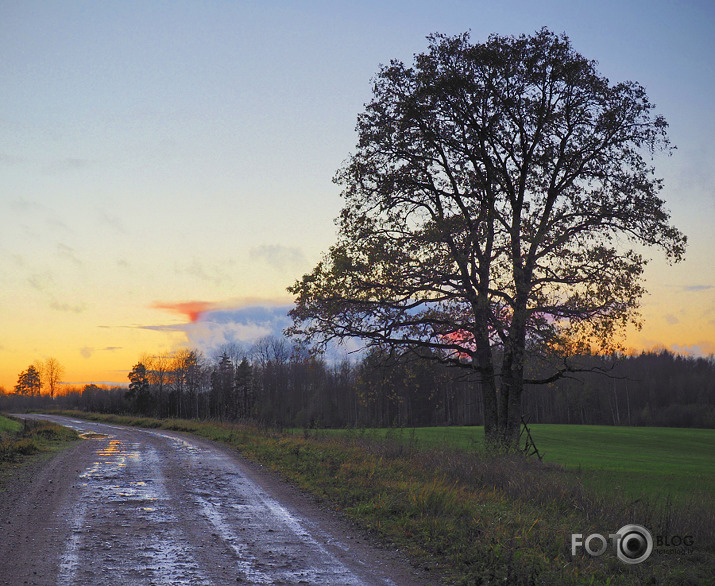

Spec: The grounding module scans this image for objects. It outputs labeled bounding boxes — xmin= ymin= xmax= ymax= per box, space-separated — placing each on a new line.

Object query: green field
xmin=311 ymin=424 xmax=715 ymax=505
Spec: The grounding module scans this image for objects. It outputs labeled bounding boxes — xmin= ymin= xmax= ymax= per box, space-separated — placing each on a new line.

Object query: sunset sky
xmin=1 ymin=1 xmax=713 ymax=390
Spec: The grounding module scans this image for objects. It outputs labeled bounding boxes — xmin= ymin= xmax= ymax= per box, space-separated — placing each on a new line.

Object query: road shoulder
xmin=0 ymin=437 xmax=98 ymax=586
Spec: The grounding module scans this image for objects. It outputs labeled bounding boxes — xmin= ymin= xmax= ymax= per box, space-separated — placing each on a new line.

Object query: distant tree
xmin=127 ymin=362 xmax=151 ymax=414
xmin=211 ymin=353 xmax=234 ymax=420
xmin=43 ymin=357 xmax=64 ymax=399
xmin=288 ymin=29 xmax=686 ymax=448
xmin=171 ymin=349 xmax=207 ymax=419
xmin=234 ymin=358 xmax=254 ymax=419
xmin=170 ymin=349 xmax=194 ymax=418
xmin=144 ymin=352 xmax=171 ymax=418
xmin=15 ymin=365 xmax=42 ymax=396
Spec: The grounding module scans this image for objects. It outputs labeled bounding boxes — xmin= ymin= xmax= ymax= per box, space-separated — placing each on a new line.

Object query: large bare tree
xmin=287 ymin=29 xmax=686 ymax=447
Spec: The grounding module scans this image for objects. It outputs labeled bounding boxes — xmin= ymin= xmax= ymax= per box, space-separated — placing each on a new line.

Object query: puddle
xmin=79 ymin=432 xmax=110 ymax=439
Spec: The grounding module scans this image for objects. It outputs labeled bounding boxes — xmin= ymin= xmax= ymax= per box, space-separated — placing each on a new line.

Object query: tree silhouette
xmin=127 ymin=362 xmax=151 ymax=415
xmin=43 ymin=357 xmax=64 ymax=399
xmin=15 ymin=365 xmax=42 ymax=396
xmin=288 ymin=29 xmax=686 ymax=447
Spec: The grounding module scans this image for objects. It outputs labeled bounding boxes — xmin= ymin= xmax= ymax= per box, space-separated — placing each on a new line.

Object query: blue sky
xmin=1 ymin=0 xmax=713 ymax=387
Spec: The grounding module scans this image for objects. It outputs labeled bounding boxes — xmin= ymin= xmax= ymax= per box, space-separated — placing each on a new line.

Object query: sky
xmin=1 ymin=0 xmax=713 ymax=390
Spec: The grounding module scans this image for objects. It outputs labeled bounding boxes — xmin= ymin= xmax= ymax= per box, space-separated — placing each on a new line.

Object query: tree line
xmin=2 ymin=341 xmax=713 ymax=429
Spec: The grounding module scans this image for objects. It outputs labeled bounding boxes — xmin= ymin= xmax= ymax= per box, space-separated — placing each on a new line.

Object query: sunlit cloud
xmin=151 ymin=300 xmax=217 ymax=322
xmin=149 ymin=302 xmax=293 ymax=343
xmin=670 ymin=341 xmax=715 ymax=357
xmin=185 ymin=320 xmax=277 ymax=352
xmin=145 ymin=299 xmax=363 ymax=362
xmin=147 ymin=300 xmax=292 ymax=354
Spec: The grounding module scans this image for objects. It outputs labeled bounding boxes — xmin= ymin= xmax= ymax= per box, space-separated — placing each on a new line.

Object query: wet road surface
xmin=0 ymin=415 xmax=425 ymax=585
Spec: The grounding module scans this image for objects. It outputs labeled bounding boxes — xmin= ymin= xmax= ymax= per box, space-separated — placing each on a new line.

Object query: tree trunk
xmin=476 ymin=349 xmax=499 ymax=445
xmin=496 ymin=372 xmax=523 ymax=449
xmin=495 ymin=297 xmax=528 ymax=450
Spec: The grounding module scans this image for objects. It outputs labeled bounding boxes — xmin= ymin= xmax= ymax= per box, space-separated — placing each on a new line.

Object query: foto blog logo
xmin=571 ymin=524 xmax=653 ymax=564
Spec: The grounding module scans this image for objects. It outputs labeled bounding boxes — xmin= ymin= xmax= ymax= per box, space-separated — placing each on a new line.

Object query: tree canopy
xmin=287 ymin=29 xmax=686 ymax=447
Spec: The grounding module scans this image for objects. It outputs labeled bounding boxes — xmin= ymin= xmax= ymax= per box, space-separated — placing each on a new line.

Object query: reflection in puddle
xmin=61 ymin=436 xmax=212 ymax=586
xmin=78 ymin=440 xmax=162 ymax=509
xmin=79 ymin=432 xmax=110 ymax=439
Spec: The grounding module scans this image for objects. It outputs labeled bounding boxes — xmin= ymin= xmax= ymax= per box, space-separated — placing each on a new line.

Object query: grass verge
xmin=43 ymin=411 xmax=715 ymax=585
xmin=0 ymin=414 xmax=79 ymax=467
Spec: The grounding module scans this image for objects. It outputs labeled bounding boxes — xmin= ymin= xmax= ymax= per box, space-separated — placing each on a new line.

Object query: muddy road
xmin=0 ymin=415 xmax=427 ymax=585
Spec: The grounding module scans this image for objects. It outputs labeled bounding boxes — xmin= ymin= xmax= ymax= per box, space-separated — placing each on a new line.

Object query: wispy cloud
xmin=44 ymin=157 xmax=96 ymax=174
xmin=249 ymin=244 xmax=306 ymax=272
xmin=97 ymin=209 xmax=127 ymax=233
xmin=27 ymin=273 xmax=53 ymax=292
xmin=174 ymin=259 xmax=232 ymax=286
xmin=27 ymin=272 xmax=86 ymax=313
xmin=81 ymin=346 xmax=123 ymax=359
xmin=683 ymin=285 xmax=713 ymax=292
xmin=10 ymin=197 xmax=43 ymax=213
xmin=663 ymin=313 xmax=680 ymax=325
xmin=56 ymin=243 xmax=83 ymax=267
xmin=49 ymin=300 xmax=87 ymax=313
xmin=0 ymin=152 xmax=26 ymax=166
xmin=135 ymin=324 xmax=192 ymax=333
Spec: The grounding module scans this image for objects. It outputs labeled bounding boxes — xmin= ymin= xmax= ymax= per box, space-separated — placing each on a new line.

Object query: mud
xmin=0 ymin=415 xmax=430 ymax=585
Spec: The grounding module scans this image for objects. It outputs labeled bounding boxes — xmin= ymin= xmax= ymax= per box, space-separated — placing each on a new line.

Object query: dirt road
xmin=0 ymin=415 xmax=427 ymax=585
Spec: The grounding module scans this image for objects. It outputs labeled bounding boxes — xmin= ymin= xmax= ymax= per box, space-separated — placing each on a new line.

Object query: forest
xmin=2 ymin=341 xmax=713 ymax=429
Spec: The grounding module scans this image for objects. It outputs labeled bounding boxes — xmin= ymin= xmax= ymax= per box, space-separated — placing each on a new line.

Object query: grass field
xmin=309 ymin=425 xmax=715 ymax=505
